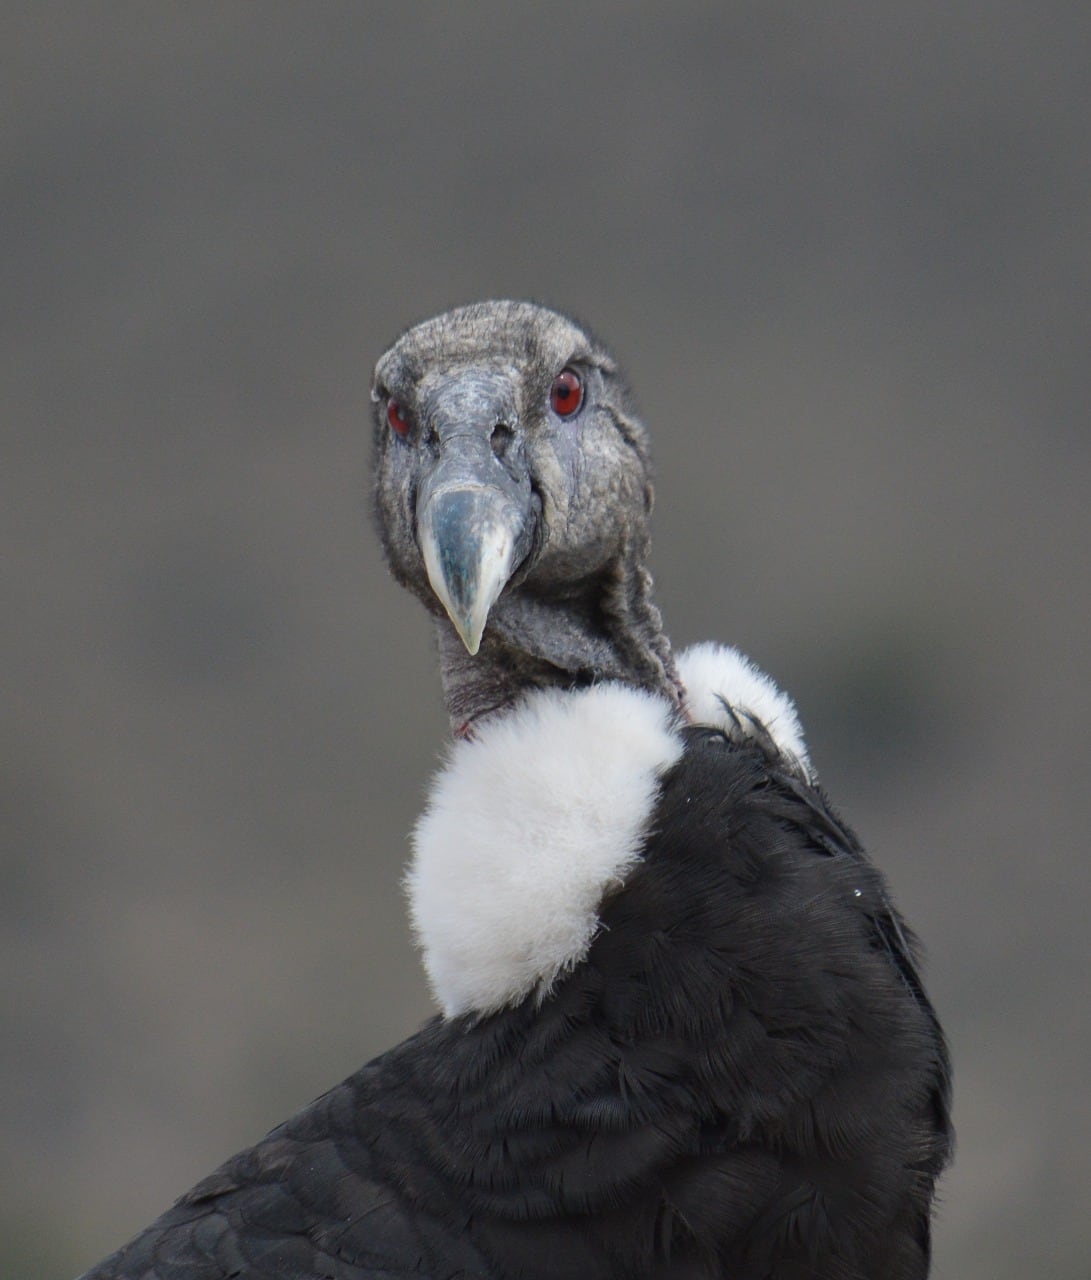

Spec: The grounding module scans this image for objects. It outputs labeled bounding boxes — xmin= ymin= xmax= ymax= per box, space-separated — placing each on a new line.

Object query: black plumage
xmin=83 ymin=730 xmax=949 ymax=1280
xmin=80 ymin=301 xmax=951 ymax=1279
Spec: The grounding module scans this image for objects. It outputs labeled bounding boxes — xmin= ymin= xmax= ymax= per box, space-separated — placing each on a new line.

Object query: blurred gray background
xmin=3 ymin=5 xmax=1089 ymax=1277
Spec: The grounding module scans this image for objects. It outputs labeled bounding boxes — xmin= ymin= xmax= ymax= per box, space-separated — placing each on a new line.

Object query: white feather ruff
xmin=408 ymin=684 xmax=683 ymax=1017
xmin=677 ymin=642 xmax=812 ymax=777
xmin=407 ymin=644 xmax=809 ymax=1018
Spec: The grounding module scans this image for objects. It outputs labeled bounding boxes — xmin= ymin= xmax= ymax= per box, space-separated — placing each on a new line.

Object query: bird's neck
xmin=436 ymin=567 xmax=684 ymax=736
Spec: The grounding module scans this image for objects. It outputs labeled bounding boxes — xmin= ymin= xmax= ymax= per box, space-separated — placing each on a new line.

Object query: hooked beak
xmin=417 ymin=481 xmax=528 ymax=655
xmin=413 ymin=369 xmax=535 ymax=654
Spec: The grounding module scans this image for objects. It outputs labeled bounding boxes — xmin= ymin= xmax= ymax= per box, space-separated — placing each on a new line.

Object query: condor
xmin=82 ymin=301 xmax=951 ymax=1280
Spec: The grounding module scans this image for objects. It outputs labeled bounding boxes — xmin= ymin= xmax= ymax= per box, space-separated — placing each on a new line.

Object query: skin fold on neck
xmin=435 ymin=565 xmax=685 ymax=737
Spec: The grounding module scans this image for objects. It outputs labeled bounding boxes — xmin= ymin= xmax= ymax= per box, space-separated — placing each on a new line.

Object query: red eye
xmin=387 ymin=399 xmax=409 ymax=436
xmin=549 ymin=369 xmax=583 ymax=418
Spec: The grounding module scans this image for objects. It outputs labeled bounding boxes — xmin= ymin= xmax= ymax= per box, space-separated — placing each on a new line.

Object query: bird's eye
xmin=387 ymin=399 xmax=410 ymax=437
xmin=549 ymin=369 xmax=583 ymax=418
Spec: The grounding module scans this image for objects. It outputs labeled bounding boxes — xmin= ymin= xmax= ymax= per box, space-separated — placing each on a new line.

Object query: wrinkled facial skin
xmin=372 ymin=301 xmax=652 ymax=629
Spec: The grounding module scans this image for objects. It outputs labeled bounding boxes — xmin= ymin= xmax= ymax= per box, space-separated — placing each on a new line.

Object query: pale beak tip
xmin=418 ymin=485 xmax=522 ymax=660
xmin=454 ymin=615 xmax=484 ymax=656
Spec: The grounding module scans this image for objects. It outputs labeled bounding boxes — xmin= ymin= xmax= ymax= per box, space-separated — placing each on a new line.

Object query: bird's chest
xmin=406 ymin=682 xmax=684 ymax=1019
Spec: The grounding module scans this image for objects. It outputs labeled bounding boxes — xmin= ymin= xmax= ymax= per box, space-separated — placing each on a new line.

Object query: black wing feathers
xmin=82 ymin=728 xmax=950 ymax=1280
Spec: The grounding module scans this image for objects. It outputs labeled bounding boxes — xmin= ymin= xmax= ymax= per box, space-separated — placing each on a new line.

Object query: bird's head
xmin=372 ymin=301 xmax=679 ymax=726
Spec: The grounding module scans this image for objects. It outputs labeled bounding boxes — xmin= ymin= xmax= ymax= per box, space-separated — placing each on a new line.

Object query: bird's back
xmin=83 ymin=726 xmax=950 ymax=1280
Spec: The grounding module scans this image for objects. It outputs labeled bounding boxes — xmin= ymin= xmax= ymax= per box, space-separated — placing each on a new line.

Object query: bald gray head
xmin=372 ymin=301 xmax=680 ymax=731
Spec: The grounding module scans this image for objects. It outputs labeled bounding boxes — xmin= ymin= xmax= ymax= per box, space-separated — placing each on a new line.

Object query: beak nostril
xmin=490 ymin=421 xmax=514 ymax=459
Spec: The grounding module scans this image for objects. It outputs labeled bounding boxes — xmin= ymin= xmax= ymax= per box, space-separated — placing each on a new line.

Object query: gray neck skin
xmin=434 ymin=569 xmax=685 ymax=737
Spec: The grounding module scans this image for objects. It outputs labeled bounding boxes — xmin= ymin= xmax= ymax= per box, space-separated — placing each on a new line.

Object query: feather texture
xmin=83 ymin=727 xmax=951 ymax=1280
xmin=408 ymin=645 xmax=812 ymax=1018
xmin=408 ymin=681 xmax=683 ymax=1016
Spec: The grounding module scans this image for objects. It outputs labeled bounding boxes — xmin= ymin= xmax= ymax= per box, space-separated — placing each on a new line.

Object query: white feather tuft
xmin=407 ymin=645 xmax=812 ymax=1019
xmin=677 ymin=642 xmax=812 ymax=776
xmin=407 ymin=684 xmax=684 ymax=1018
